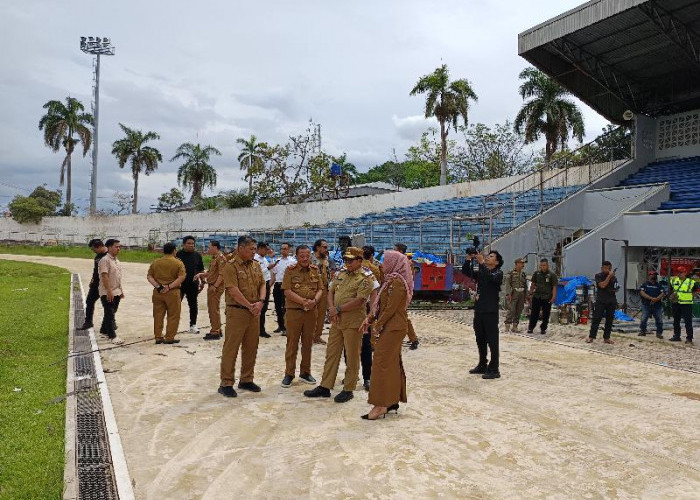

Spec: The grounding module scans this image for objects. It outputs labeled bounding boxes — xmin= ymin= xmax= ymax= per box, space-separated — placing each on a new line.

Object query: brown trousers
xmin=313 ymin=290 xmax=328 ymax=341
xmin=320 ymin=323 xmax=363 ymax=392
xmin=505 ymin=291 xmax=526 ymax=325
xmin=368 ymin=327 xmax=407 ymax=407
xmin=220 ymin=307 xmax=260 ymax=386
xmin=152 ymin=290 xmax=181 ymax=341
xmin=406 ymin=319 xmax=418 ymax=342
xmin=207 ymin=286 xmax=224 ymax=333
xmin=284 ymin=308 xmax=317 ymax=377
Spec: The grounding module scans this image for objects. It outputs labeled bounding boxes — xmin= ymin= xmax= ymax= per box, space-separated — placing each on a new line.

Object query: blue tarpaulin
xmin=614 ymin=310 xmax=634 ymax=321
xmin=554 ymin=276 xmax=594 ymax=306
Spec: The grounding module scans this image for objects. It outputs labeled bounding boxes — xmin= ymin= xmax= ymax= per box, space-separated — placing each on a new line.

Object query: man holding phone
xmin=587 ymin=260 xmax=619 ymax=344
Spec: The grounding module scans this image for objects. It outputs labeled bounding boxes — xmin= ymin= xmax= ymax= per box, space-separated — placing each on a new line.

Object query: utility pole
xmin=80 ymin=36 xmax=115 ymax=215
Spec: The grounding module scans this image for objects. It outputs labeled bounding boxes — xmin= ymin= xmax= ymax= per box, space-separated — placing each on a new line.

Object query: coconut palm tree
xmin=170 ymin=143 xmax=221 ymax=201
xmin=514 ymin=67 xmax=585 ymax=167
xmin=236 ymin=135 xmax=265 ymax=195
xmin=410 ymin=64 xmax=478 ymax=185
xmin=38 ymin=97 xmax=93 ymax=213
xmin=111 ymin=124 xmax=162 ymax=214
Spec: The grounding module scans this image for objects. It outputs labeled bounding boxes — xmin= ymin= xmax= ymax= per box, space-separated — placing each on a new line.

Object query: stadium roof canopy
xmin=518 ymin=0 xmax=700 ymax=123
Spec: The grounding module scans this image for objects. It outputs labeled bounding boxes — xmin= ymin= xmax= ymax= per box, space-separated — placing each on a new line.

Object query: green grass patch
xmin=0 ymin=245 xmax=211 ymax=266
xmin=0 ymin=260 xmax=70 ymax=499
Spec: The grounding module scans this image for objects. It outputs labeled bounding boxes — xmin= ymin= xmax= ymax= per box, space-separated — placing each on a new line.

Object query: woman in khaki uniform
xmin=360 ymin=250 xmax=413 ymax=420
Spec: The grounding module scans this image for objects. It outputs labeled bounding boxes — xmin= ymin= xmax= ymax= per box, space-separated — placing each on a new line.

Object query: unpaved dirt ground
xmin=3 ymin=255 xmax=700 ymax=500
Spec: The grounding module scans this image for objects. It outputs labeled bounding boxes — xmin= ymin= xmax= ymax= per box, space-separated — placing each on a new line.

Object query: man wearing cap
xmin=638 ymin=270 xmax=665 ymax=339
xmin=504 ymin=258 xmax=527 ymax=333
xmin=669 ymin=266 xmax=698 ymax=344
xmin=586 ymin=260 xmax=618 ymax=344
xmin=311 ymin=239 xmax=335 ymax=345
xmin=194 ymin=240 xmax=226 ymax=340
xmin=304 ymin=247 xmax=374 ymax=403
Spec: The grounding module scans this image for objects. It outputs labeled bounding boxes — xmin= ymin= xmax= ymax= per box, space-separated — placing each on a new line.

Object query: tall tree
xmin=514 ymin=67 xmax=585 ymax=167
xmin=170 ymin=143 xmax=221 ymax=201
xmin=38 ymin=97 xmax=93 ymax=213
xmin=236 ymin=135 xmax=265 ymax=195
xmin=410 ymin=64 xmax=478 ymax=185
xmin=111 ymin=123 xmax=162 ymax=213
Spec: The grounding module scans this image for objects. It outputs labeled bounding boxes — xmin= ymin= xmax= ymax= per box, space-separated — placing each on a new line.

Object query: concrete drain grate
xmin=74 ymin=355 xmax=95 ymax=377
xmin=78 ymin=466 xmax=119 ymax=500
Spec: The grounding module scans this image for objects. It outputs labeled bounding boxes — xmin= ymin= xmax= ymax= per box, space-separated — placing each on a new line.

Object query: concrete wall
xmin=0 ymin=163 xmax=601 ymax=246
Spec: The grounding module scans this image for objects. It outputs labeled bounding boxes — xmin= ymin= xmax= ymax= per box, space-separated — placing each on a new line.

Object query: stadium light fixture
xmin=80 ymin=36 xmax=115 ymax=215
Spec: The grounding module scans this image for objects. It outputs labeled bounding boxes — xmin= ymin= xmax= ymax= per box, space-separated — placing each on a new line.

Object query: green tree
xmin=236 ymin=135 xmax=266 ymax=196
xmin=410 ymin=64 xmax=478 ymax=185
xmin=514 ymin=67 xmax=585 ymax=167
xmin=156 ymin=188 xmax=185 ymax=212
xmin=220 ymin=188 xmax=254 ymax=209
xmin=111 ymin=124 xmax=162 ymax=214
xmin=170 ymin=143 xmax=221 ymax=201
xmin=38 ymin=97 xmax=94 ymax=213
xmin=8 ymin=186 xmax=62 ymax=224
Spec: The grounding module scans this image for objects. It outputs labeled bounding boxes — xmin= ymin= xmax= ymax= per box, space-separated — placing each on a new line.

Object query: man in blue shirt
xmin=638 ymin=270 xmax=665 ymax=339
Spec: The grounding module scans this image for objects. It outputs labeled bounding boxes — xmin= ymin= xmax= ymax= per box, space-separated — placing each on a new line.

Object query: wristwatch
xmin=157 ymin=285 xmax=164 ymax=292
xmin=336 ymin=305 xmax=342 ymax=314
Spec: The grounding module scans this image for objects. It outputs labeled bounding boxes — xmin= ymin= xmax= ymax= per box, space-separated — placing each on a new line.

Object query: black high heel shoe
xmin=387 ymin=403 xmax=399 ymax=413
xmin=361 ymin=412 xmax=386 ymax=420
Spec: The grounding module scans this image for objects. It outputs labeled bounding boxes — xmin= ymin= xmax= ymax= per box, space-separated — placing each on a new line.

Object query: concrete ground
xmin=3 ymin=255 xmax=699 ymax=500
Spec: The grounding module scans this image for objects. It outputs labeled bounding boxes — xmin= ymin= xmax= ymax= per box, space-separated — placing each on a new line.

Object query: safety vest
xmin=670 ymin=277 xmax=696 ymax=304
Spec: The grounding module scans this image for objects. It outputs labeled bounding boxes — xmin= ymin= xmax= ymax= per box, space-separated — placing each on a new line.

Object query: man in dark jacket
xmin=462 ymin=249 xmax=504 ymax=379
xmin=176 ymin=235 xmax=204 ymax=333
xmin=587 ymin=260 xmax=618 ymax=344
xmin=79 ymin=239 xmax=109 ymax=331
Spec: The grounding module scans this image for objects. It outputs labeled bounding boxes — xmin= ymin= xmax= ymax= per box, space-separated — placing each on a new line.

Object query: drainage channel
xmin=69 ymin=273 xmax=119 ymax=500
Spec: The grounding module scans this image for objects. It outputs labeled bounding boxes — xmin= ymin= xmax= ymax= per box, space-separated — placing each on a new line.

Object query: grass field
xmin=0 ymin=260 xmax=69 ymax=499
xmin=0 ymin=244 xmax=211 ymax=266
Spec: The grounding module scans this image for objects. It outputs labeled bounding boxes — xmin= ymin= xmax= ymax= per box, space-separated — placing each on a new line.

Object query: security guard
xmin=304 ymin=247 xmax=373 ymax=403
xmin=670 ymin=266 xmax=698 ymax=344
xmin=504 ymin=258 xmax=527 ymax=332
xmin=218 ymin=236 xmax=266 ymax=398
xmin=527 ymin=258 xmax=558 ymax=335
xmin=281 ymin=244 xmax=323 ymax=387
xmin=146 ymin=242 xmax=186 ymax=344
xmin=195 ymin=240 xmax=226 ymax=340
xmin=311 ymin=239 xmax=334 ymax=345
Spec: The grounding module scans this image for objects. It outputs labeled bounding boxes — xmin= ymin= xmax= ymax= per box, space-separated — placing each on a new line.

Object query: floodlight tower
xmin=80 ymin=36 xmax=115 ymax=215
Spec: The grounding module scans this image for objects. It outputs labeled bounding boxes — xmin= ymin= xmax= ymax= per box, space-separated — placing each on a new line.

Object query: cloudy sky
xmin=0 ymin=0 xmax=608 ymax=213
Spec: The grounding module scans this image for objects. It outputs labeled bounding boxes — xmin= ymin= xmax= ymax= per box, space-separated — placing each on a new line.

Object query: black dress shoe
xmin=656 ymin=334 xmax=664 ymax=339
xmin=482 ymin=371 xmax=501 ymax=379
xmin=686 ymin=339 xmax=694 ymax=345
xmin=164 ymin=339 xmax=180 ymax=344
xmin=363 ymin=380 xmax=370 ymax=391
xmin=334 ymin=390 xmax=354 ymax=403
xmin=670 ymin=337 xmax=682 ymax=342
xmin=409 ymin=340 xmax=419 ymax=350
xmin=238 ymin=381 xmax=261 ymax=393
xmin=281 ymin=375 xmax=294 ymax=388
xmin=78 ymin=323 xmax=93 ymax=330
xmin=304 ymin=386 xmax=331 ymax=398
xmin=469 ymin=364 xmax=487 ymax=374
xmin=155 ymin=338 xmax=164 ymax=344
xmin=218 ymin=386 xmax=237 ymax=398
xmin=260 ymin=332 xmax=271 ymax=338
xmin=273 ymin=327 xmax=284 ymax=333
xmin=203 ymin=333 xmax=222 ymax=340
xmin=638 ymin=332 xmax=647 ymax=336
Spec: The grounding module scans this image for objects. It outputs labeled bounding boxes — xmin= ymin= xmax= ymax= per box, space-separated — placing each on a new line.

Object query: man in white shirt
xmin=98 ymin=238 xmax=125 ymax=345
xmin=254 ymin=241 xmax=274 ymax=338
xmin=270 ymin=242 xmax=297 ymax=335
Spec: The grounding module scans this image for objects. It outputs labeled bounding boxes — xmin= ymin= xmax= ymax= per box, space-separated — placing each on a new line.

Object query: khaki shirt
xmin=98 ymin=253 xmax=123 ymax=296
xmin=373 ymin=278 xmax=408 ymax=333
xmin=363 ymin=259 xmax=382 ymax=283
xmin=206 ymin=253 xmax=226 ymax=284
xmin=147 ymin=255 xmax=186 ymax=289
xmin=505 ymin=269 xmax=527 ymax=295
xmin=330 ymin=268 xmax=373 ymax=328
xmin=311 ymin=253 xmax=332 ymax=290
xmin=223 ymin=255 xmax=264 ymax=305
xmin=531 ymin=270 xmax=558 ymax=300
xmin=282 ymin=264 xmax=321 ymax=309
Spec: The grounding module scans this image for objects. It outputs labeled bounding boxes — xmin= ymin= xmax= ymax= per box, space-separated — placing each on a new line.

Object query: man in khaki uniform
xmin=311 ymin=239 xmax=335 ymax=345
xmin=304 ymin=247 xmax=373 ymax=403
xmin=280 ymin=245 xmax=323 ymax=387
xmin=147 ymin=242 xmax=186 ymax=344
xmin=218 ymin=236 xmax=266 ymax=398
xmin=504 ymin=257 xmax=527 ymax=332
xmin=195 ymin=240 xmax=226 ymax=340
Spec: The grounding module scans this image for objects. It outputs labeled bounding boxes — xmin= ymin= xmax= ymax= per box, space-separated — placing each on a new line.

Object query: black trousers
xmin=589 ymin=301 xmax=615 ymax=339
xmin=180 ymin=282 xmax=200 ymax=327
xmin=672 ymin=303 xmax=694 ymax=340
xmin=272 ymin=283 xmax=286 ymax=330
xmin=528 ymin=297 xmax=552 ymax=332
xmin=84 ymin=285 xmax=100 ymax=325
xmin=260 ymin=281 xmax=271 ymax=334
xmin=474 ymin=311 xmax=499 ymax=372
xmin=99 ymin=295 xmax=121 ymax=339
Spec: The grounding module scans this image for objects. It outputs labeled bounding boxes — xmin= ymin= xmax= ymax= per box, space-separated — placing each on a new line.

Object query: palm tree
xmin=514 ymin=67 xmax=585 ymax=167
xmin=170 ymin=143 xmax=221 ymax=201
xmin=38 ymin=97 xmax=93 ymax=212
xmin=410 ymin=64 xmax=478 ymax=185
xmin=111 ymin=124 xmax=162 ymax=214
xmin=236 ymin=135 xmax=265 ymax=195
